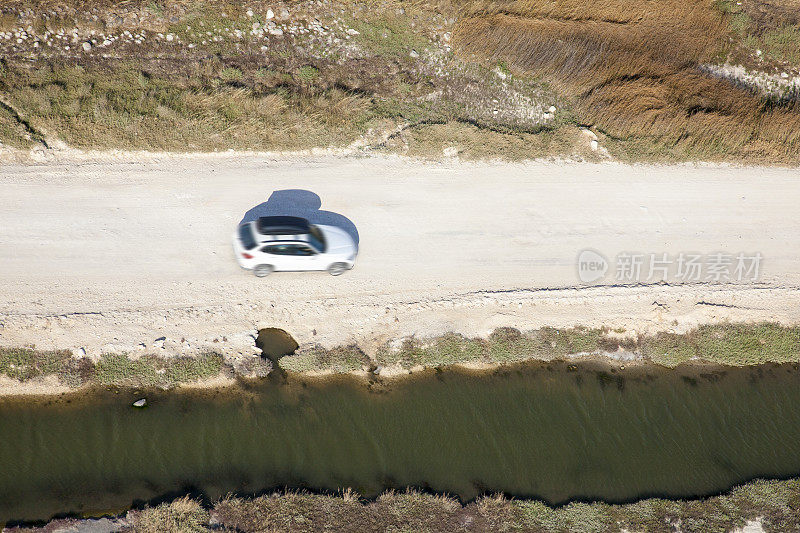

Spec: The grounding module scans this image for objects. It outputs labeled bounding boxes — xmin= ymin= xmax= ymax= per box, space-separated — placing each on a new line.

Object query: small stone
xmin=269 ymin=27 xmax=283 ymax=36
xmin=72 ymin=347 xmax=87 ymax=357
xmin=153 ymin=336 xmax=166 ymax=349
xmin=132 ymin=398 xmax=147 ymax=408
xmin=165 ymin=33 xmax=174 ymax=41
xmin=409 ymin=49 xmax=419 ymax=58
xmin=590 ymin=139 xmax=599 ymax=151
xmin=781 ymin=72 xmax=789 ymax=78
xmin=548 ymin=105 xmax=556 ymax=113
xmin=346 ymin=28 xmax=359 ymax=35
xmin=280 ymin=8 xmax=290 ymax=18
xmin=246 ymin=9 xmax=254 ymax=17
xmin=266 ymin=9 xmax=275 ymax=19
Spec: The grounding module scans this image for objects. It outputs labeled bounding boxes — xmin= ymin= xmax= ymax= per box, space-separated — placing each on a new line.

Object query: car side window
xmin=292 ymin=245 xmax=316 ymax=256
xmin=262 ymin=245 xmax=291 ymax=255
xmin=261 ymin=244 xmax=316 ymax=256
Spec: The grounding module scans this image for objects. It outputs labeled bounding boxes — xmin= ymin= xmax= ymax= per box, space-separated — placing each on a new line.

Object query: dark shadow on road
xmin=240 ymin=189 xmax=359 ymax=250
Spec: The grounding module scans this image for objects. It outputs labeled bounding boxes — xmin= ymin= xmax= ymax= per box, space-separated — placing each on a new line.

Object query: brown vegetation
xmin=453 ymin=0 xmax=800 ymax=162
xmin=15 ymin=478 xmax=800 ymax=532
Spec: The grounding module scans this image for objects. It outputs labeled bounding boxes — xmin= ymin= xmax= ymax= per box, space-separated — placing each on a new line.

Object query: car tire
xmin=327 ymin=262 xmax=348 ymax=276
xmin=253 ymin=265 xmax=274 ymax=277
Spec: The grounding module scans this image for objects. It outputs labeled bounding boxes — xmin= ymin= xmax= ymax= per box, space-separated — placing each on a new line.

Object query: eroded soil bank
xmin=2 ymin=359 xmax=800 ymax=524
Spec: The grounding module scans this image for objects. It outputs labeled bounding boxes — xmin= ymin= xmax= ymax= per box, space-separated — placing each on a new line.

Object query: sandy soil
xmin=1 ymin=152 xmax=799 ymax=360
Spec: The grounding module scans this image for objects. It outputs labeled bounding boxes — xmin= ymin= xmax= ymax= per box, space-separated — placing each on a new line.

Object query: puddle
xmin=255 ymin=327 xmax=299 ymax=363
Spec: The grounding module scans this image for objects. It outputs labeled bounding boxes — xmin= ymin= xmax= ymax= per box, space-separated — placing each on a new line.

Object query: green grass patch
xmin=642 ymin=323 xmax=800 ymax=366
xmin=0 ymin=348 xmax=226 ymax=389
xmin=345 ymin=12 xmax=432 ymax=58
xmin=95 ymin=352 xmax=224 ymax=388
xmin=280 ymin=345 xmax=369 ymax=373
xmin=0 ymin=348 xmax=71 ymax=381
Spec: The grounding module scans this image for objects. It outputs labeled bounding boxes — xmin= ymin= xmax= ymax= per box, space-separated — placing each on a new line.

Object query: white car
xmin=233 ymin=216 xmax=357 ymax=277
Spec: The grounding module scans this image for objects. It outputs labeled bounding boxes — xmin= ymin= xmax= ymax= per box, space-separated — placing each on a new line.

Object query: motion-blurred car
xmin=233 ymin=216 xmax=356 ymax=277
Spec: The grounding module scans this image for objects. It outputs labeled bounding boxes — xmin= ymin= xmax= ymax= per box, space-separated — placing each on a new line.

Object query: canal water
xmin=2 ymin=361 xmax=800 ymax=523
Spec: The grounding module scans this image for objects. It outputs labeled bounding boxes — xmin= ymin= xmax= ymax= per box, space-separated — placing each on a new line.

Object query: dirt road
xmin=1 ymin=153 xmax=799 ymax=357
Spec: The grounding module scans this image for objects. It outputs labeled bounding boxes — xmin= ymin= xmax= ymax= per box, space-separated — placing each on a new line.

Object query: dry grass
xmin=453 ymin=0 xmax=800 ymax=162
xmin=130 ymin=496 xmax=209 ymax=533
xmin=394 ymin=122 xmax=596 ymax=160
xmin=118 ymin=479 xmax=800 ymax=532
xmin=0 ymin=60 xmax=379 ymax=151
xmin=2 ymin=0 xmax=799 ymax=160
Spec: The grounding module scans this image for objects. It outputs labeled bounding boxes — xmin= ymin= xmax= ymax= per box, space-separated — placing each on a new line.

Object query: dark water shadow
xmin=239 ymin=190 xmax=359 ymax=250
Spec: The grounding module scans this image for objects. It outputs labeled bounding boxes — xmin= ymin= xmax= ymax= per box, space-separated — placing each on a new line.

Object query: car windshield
xmin=308 ymin=225 xmax=326 ymax=252
xmin=238 ymin=224 xmax=257 ymax=250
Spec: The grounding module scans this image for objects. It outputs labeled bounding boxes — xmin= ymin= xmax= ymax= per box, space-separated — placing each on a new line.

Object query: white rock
xmin=72 ymin=347 xmax=87 ymax=357
xmin=409 ymin=49 xmax=419 ymax=58
xmin=346 ymin=28 xmax=359 ymax=35
xmin=247 ymin=9 xmax=254 ymax=17
xmin=153 ymin=337 xmax=166 ymax=349
xmin=781 ymin=72 xmax=789 ymax=78
xmin=443 ymin=146 xmax=458 ymax=157
xmin=132 ymin=398 xmax=147 ymax=408
xmin=548 ymin=105 xmax=556 ymax=113
xmin=166 ymin=33 xmax=174 ymax=41
xmin=590 ymin=139 xmax=599 ymax=151
xmin=279 ymin=8 xmax=290 ymax=19
xmin=266 ymin=9 xmax=275 ymax=19
xmin=269 ymin=28 xmax=283 ymax=36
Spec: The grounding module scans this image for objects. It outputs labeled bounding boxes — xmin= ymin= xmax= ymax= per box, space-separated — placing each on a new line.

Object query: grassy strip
xmin=86 ymin=477 xmax=800 ymax=532
xmin=3 ymin=322 xmax=798 ymax=389
xmin=279 ymin=322 xmax=800 ymax=373
xmin=0 ymin=348 xmax=226 ymax=388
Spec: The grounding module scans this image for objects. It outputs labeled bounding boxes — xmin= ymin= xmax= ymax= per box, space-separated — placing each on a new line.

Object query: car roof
xmin=257 ymin=234 xmax=317 ymax=247
xmin=255 ymin=216 xmax=310 ymax=235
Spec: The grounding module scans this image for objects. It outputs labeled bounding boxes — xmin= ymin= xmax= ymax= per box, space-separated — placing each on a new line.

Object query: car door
xmin=260 ymin=244 xmax=321 ymax=271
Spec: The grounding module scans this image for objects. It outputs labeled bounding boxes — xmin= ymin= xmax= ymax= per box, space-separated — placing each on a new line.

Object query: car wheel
xmin=327 ymin=262 xmax=348 ymax=276
xmin=253 ymin=265 xmax=274 ymax=277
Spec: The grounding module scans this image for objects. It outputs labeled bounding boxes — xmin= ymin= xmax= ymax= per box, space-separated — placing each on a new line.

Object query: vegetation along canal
xmin=2 ymin=360 xmax=800 ymax=523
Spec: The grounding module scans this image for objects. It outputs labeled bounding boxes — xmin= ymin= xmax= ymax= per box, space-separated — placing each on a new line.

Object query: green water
xmin=2 ymin=361 xmax=800 ymax=523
